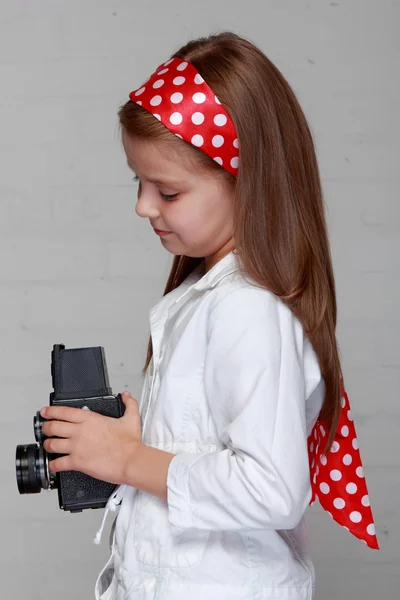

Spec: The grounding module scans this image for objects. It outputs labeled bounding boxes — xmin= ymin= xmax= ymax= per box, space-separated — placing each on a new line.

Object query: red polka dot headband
xmin=128 ymin=59 xmax=379 ymax=550
xmin=128 ymin=57 xmax=239 ymax=176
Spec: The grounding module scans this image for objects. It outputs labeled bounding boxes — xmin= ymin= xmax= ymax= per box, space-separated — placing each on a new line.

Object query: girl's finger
xmin=47 ymin=455 xmax=72 ymax=474
xmin=43 ymin=438 xmax=71 ymax=456
xmin=121 ymin=393 xmax=139 ymax=416
xmin=40 ymin=405 xmax=86 ymax=423
xmin=41 ymin=420 xmax=74 ymax=439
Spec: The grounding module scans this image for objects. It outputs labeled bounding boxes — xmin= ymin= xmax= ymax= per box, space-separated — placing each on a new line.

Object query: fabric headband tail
xmin=308 ymin=380 xmax=379 ymax=549
xmin=128 ymin=57 xmax=239 ymax=176
xmin=128 ymin=58 xmax=379 ymax=550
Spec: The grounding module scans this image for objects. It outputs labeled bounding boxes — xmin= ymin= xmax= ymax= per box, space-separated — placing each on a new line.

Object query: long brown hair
xmin=118 ymin=31 xmax=342 ymax=451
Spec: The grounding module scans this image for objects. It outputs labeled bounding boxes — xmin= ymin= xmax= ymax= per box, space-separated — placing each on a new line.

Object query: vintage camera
xmin=15 ymin=344 xmax=125 ymax=512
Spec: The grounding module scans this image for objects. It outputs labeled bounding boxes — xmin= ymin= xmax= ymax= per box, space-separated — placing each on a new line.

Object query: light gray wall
xmin=1 ymin=1 xmax=398 ymax=598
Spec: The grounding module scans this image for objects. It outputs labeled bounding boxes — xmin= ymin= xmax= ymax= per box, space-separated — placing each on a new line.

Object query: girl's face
xmin=122 ymin=133 xmax=236 ymax=271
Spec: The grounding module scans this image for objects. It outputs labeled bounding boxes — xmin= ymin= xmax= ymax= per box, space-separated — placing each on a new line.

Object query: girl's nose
xmin=135 ymin=193 xmax=160 ymax=219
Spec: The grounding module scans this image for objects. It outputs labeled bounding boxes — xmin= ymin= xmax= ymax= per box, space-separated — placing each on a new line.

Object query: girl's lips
xmin=154 ymin=228 xmax=173 ymax=237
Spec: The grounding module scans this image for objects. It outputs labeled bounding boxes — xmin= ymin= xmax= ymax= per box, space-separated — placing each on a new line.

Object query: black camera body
xmin=15 ymin=344 xmax=125 ymax=512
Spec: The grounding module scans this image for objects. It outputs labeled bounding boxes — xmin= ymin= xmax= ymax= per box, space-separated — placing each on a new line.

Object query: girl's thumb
xmin=121 ymin=391 xmax=136 ymax=415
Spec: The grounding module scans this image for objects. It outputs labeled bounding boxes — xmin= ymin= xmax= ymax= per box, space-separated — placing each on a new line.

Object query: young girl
xmin=41 ymin=31 xmax=378 ymax=600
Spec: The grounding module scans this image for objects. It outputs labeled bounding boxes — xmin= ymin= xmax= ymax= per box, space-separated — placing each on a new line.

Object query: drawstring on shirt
xmin=94 ymin=485 xmax=126 ymax=545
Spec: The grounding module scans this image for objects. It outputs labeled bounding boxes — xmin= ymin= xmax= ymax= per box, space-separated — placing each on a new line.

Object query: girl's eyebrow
xmin=127 ymin=164 xmax=183 ymax=186
xmin=147 ymin=177 xmax=182 ymax=186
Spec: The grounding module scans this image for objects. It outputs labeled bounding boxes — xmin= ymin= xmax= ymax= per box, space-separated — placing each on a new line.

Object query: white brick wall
xmin=1 ymin=1 xmax=398 ymax=598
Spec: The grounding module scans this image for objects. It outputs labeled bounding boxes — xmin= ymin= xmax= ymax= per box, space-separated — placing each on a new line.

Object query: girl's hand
xmin=40 ymin=391 xmax=142 ymax=485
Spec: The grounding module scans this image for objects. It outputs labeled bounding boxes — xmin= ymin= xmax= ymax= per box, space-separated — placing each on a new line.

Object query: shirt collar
xmin=176 ymin=250 xmax=241 ymax=302
xmin=150 ymin=250 xmax=242 ymax=325
xmin=149 ymin=250 xmax=241 ymax=365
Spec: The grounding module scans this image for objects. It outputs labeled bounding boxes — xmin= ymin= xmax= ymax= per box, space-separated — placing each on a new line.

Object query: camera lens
xmin=33 ymin=411 xmax=47 ymax=443
xmin=15 ymin=444 xmax=52 ymax=494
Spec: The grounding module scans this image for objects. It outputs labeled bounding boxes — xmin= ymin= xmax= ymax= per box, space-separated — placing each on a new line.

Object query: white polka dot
xmin=170 ymin=92 xmax=183 ymax=104
xmin=320 ymin=425 xmax=326 ymax=436
xmin=356 ymin=466 xmax=364 ymax=478
xmin=134 ymin=87 xmax=146 ymax=96
xmin=191 ymin=112 xmax=205 ymax=125
xmin=212 ymin=135 xmax=225 ymax=148
xmin=341 ymin=425 xmax=349 ymax=437
xmin=347 ymin=410 xmax=353 ymax=421
xmin=150 ymin=95 xmax=162 ymax=106
xmin=350 ymin=511 xmax=362 ymax=523
xmin=230 ymin=157 xmax=239 ymax=169
xmin=352 ymin=438 xmax=359 ymax=450
xmin=320 ymin=482 xmax=330 ymax=494
xmin=330 ymin=469 xmax=342 ymax=481
xmin=320 ymin=454 xmax=327 ymax=466
xmin=333 ymin=498 xmax=346 ymax=509
xmin=176 ymin=61 xmax=188 ymax=71
xmin=331 ymin=441 xmax=340 ymax=453
xmin=233 ymin=138 xmax=239 ymax=148
xmin=327 ymin=511 xmax=333 ymax=518
xmin=341 ymin=396 xmax=346 ymax=408
xmin=343 ymin=454 xmax=352 ymax=466
xmin=346 ymin=482 xmax=358 ymax=494
xmin=194 ymin=73 xmax=204 ymax=84
xmin=310 ymin=442 xmax=314 ymax=452
xmin=173 ymin=76 xmax=185 ymax=86
xmin=215 ymin=96 xmax=221 ymax=104
xmin=362 ymin=495 xmax=370 ymax=507
xmin=175 ymin=133 xmax=183 ymax=139
xmin=164 ymin=59 xmax=174 ymax=66
xmin=367 ymin=523 xmax=375 ymax=535
xmin=191 ymin=134 xmax=204 ymax=147
xmin=153 ymin=114 xmax=161 ymax=120
xmin=153 ymin=79 xmax=165 ymax=89
xmin=214 ymin=114 xmax=227 ymax=127
xmin=136 ymin=101 xmax=143 ymax=106
xmin=313 ymin=428 xmax=317 ymax=440
xmin=157 ymin=68 xmax=169 ymax=75
xmin=213 ymin=157 xmax=223 ymax=165
xmin=344 ymin=526 xmax=350 ymax=532
xmin=193 ymin=92 xmax=206 ymax=104
xmin=316 ymin=466 xmax=320 ymax=476
xmin=311 ymin=458 xmax=315 ymax=468
xmin=170 ymin=112 xmax=183 ymax=125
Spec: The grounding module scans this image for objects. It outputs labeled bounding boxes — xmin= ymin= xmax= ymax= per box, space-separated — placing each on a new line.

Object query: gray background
xmin=1 ymin=0 xmax=398 ymax=598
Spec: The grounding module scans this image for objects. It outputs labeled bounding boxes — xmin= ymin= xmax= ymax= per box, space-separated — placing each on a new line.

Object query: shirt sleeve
xmin=166 ymin=286 xmax=317 ymax=533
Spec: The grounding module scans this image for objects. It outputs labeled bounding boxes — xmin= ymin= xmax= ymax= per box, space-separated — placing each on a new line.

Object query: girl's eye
xmin=132 ymin=176 xmax=178 ymax=201
xmin=160 ymin=192 xmax=179 ymax=201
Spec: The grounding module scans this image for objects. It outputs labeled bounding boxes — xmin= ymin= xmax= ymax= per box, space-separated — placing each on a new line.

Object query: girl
xmin=41 ymin=31 xmax=378 ymax=600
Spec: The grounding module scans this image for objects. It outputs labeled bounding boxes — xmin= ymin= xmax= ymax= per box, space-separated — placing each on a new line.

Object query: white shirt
xmin=95 ymin=250 xmax=325 ymax=600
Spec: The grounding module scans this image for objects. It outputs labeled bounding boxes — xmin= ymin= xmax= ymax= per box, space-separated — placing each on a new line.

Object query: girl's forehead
xmin=123 ymin=134 xmax=199 ymax=179
xmin=123 ymin=133 xmax=170 ymax=155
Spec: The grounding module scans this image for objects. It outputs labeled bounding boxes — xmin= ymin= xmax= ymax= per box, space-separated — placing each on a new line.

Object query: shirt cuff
xmin=166 ymin=452 xmax=202 ymax=534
